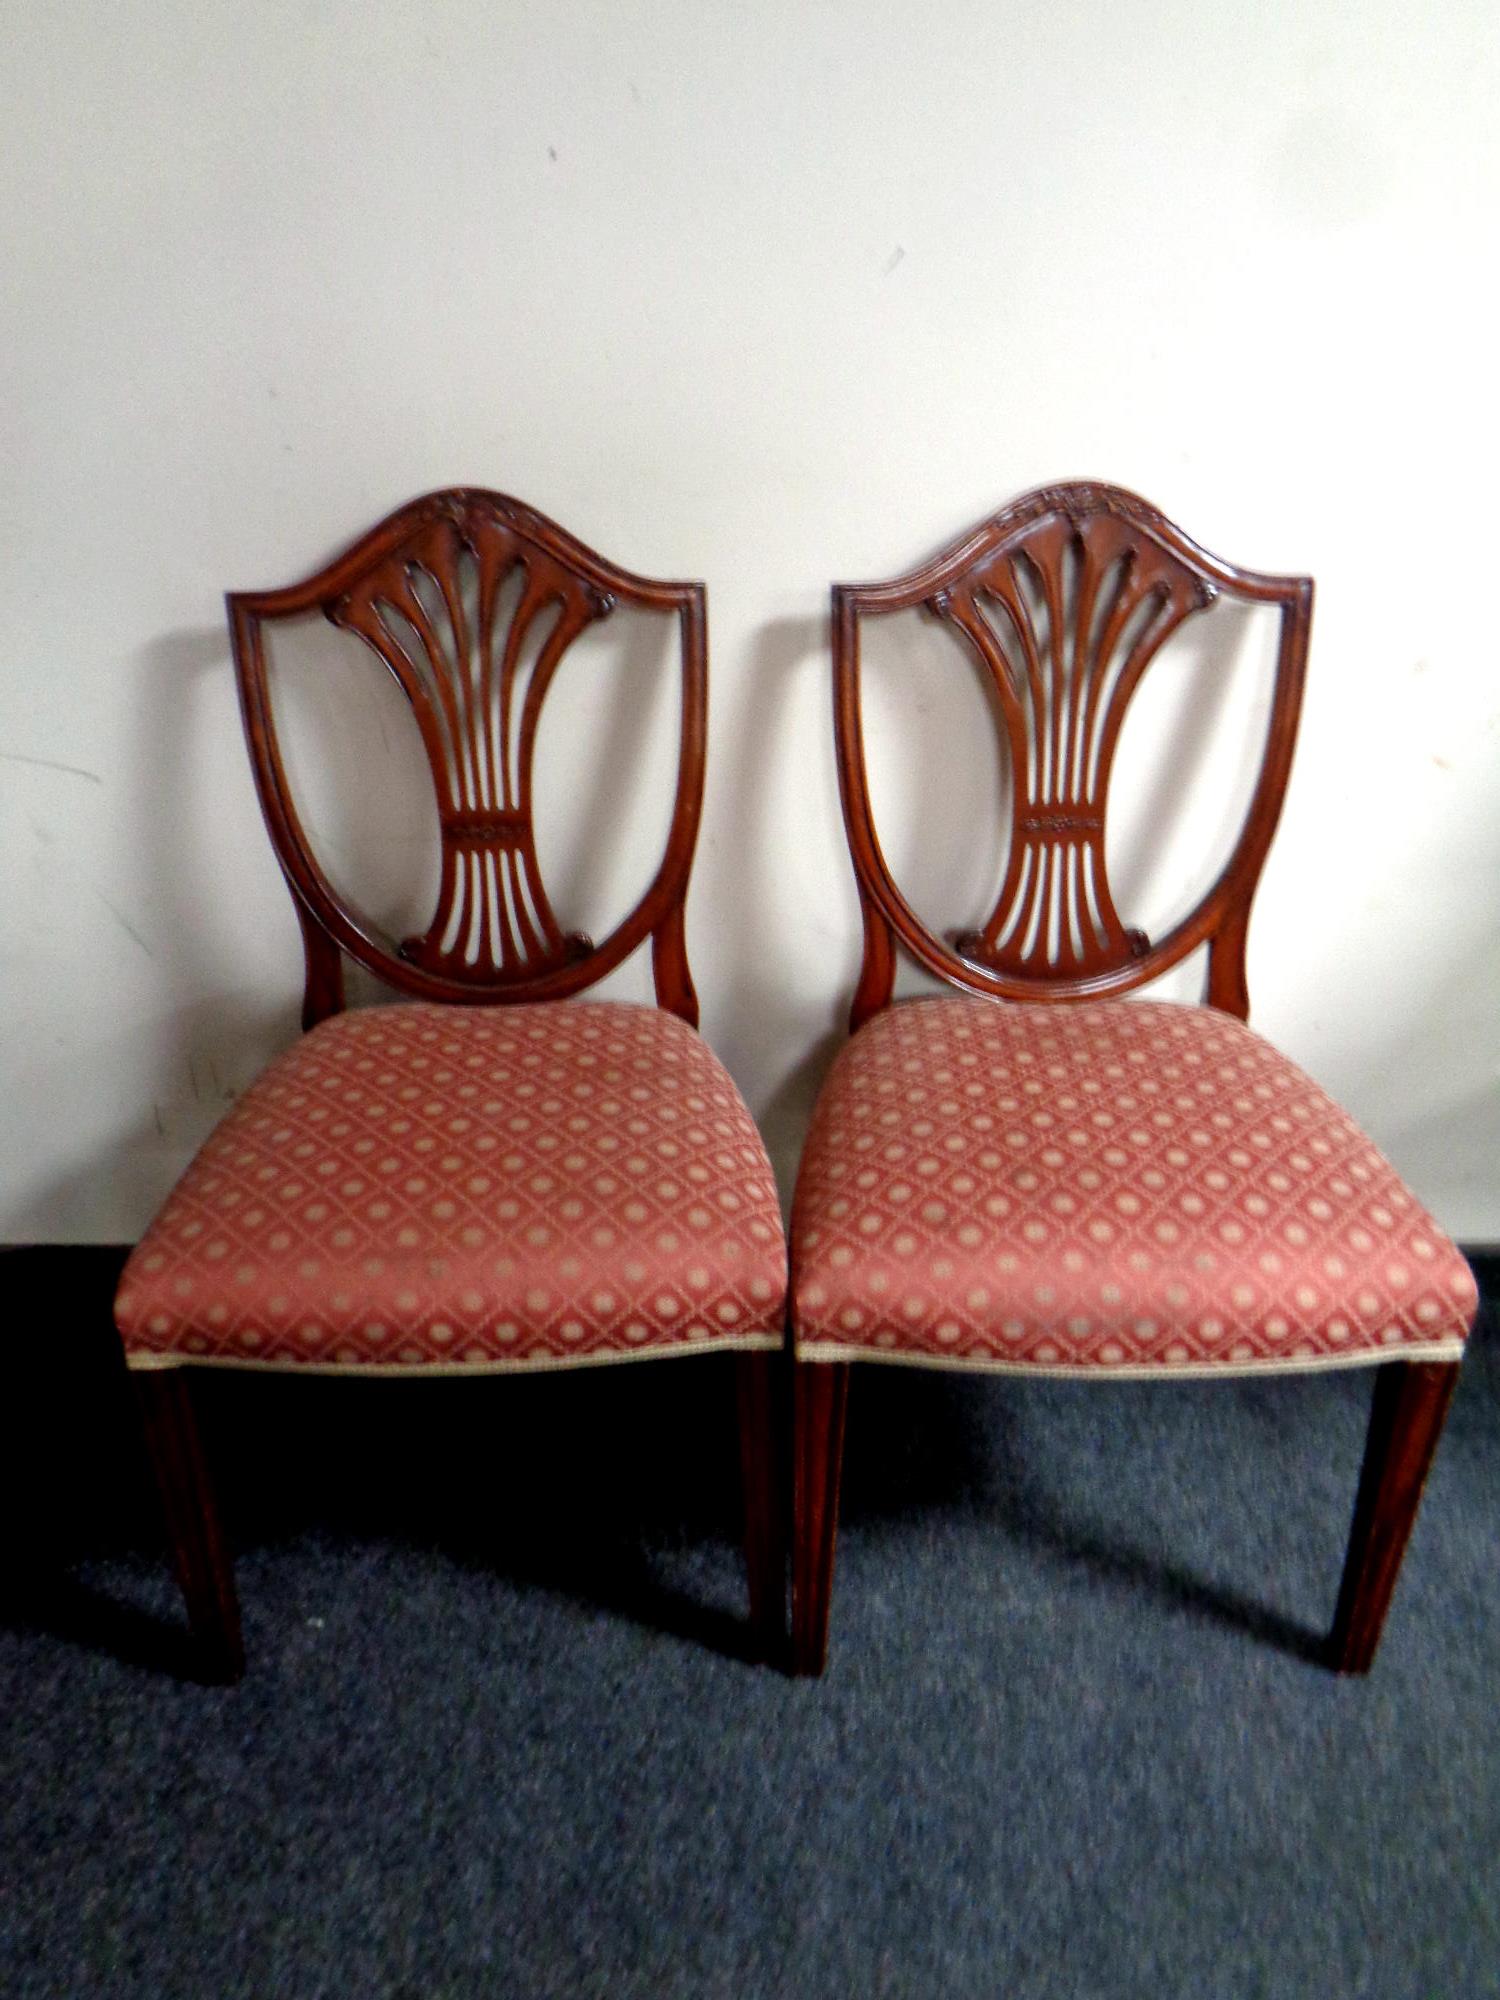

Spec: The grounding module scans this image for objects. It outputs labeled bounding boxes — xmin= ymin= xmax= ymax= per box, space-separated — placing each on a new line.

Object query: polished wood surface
xmin=791 ymin=1361 xmax=849 ymax=1677
xmin=1330 ymin=1360 xmax=1461 ymax=1675
xmin=832 ymin=480 xmax=1312 ymax=1028
xmin=229 ymin=487 xmax=707 ymax=1027
xmin=737 ymin=1351 xmax=786 ymax=1663
xmin=134 ymin=1373 xmax=244 ymax=1683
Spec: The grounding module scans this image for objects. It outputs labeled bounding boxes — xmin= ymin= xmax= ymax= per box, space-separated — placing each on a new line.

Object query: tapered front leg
xmin=135 ymin=1371 xmax=245 ymax=1683
xmin=791 ymin=1362 xmax=849 ymax=1677
xmin=1328 ymin=1359 xmax=1460 ymax=1676
xmin=736 ymin=1351 xmax=785 ymax=1663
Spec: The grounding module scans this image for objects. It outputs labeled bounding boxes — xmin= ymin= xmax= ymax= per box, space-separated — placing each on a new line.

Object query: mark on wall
xmin=0 ymin=751 xmax=102 ymax=784
xmin=91 ymin=888 xmax=154 ymax=959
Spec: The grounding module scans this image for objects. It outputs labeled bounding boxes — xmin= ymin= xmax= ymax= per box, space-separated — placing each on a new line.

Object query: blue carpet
xmin=3 ymin=1262 xmax=1497 ymax=1998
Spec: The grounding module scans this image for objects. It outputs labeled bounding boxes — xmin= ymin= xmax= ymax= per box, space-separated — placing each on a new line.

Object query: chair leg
xmin=1328 ymin=1359 xmax=1460 ymax=1676
xmin=134 ymin=1371 xmax=245 ymax=1684
xmin=791 ymin=1361 xmax=849 ymax=1677
xmin=736 ymin=1352 xmax=784 ymax=1663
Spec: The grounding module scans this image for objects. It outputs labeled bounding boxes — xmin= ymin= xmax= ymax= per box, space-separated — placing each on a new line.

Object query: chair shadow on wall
xmin=3 ymin=621 xmax=284 ymax=1675
xmin=2 ymin=627 xmax=297 ymax=1243
xmin=713 ymin=613 xmax=851 ymax=1197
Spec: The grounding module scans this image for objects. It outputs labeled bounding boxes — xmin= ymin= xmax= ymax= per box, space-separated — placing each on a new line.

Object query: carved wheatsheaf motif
xmin=931 ymin=506 xmax=1214 ymax=976
xmin=328 ymin=501 xmax=609 ymax=981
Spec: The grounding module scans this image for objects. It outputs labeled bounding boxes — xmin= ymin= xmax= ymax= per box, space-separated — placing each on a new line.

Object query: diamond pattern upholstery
xmin=119 ymin=1001 xmax=786 ymax=1373
xmin=792 ymin=997 xmax=1474 ymax=1375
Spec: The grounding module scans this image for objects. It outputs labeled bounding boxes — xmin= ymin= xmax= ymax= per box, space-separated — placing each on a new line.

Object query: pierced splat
xmin=833 ymin=482 xmax=1313 ymax=1019
xmin=328 ymin=502 xmax=614 ymax=983
xmin=229 ymin=489 xmax=708 ymax=1022
xmin=933 ymin=507 xmax=1216 ymax=979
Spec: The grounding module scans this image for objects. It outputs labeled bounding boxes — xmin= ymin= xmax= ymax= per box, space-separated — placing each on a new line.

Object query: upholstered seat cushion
xmin=792 ymin=998 xmax=1475 ymax=1375
xmin=118 ymin=1002 xmax=786 ymax=1373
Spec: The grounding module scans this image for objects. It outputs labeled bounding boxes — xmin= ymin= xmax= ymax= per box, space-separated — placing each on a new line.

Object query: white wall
xmin=3 ymin=0 xmax=1498 ymax=1242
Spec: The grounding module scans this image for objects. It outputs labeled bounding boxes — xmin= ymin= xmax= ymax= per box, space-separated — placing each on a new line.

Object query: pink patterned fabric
xmin=119 ymin=1002 xmax=786 ymax=1373
xmin=792 ymin=998 xmax=1474 ymax=1375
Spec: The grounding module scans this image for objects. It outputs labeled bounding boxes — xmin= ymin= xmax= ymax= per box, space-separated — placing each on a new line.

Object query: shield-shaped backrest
xmin=230 ymin=489 xmax=706 ymax=1027
xmin=833 ymin=481 xmax=1313 ymax=1027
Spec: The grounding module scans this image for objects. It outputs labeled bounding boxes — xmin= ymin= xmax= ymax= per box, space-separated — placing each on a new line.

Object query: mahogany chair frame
xmin=131 ymin=488 xmax=781 ymax=1680
xmin=792 ymin=479 xmax=1465 ymax=1675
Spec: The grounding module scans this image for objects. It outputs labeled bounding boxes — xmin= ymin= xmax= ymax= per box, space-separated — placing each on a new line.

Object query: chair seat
xmin=792 ymin=997 xmax=1474 ymax=1375
xmin=118 ymin=1002 xmax=786 ymax=1373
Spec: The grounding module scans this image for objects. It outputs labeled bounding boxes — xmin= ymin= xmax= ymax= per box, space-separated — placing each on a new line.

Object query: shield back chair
xmin=790 ymin=479 xmax=1476 ymax=1675
xmin=115 ymin=488 xmax=787 ymax=1680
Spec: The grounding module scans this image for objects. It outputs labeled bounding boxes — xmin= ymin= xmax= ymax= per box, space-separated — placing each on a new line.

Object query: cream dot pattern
xmin=791 ymin=999 xmax=1474 ymax=1374
xmin=117 ymin=1002 xmax=786 ymax=1372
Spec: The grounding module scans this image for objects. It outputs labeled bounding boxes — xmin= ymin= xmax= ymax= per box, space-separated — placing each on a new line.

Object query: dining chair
xmin=789 ymin=479 xmax=1476 ymax=1675
xmin=115 ymin=488 xmax=787 ymax=1680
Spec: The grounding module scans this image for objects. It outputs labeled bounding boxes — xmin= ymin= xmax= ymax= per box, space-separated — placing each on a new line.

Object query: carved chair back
xmin=229 ymin=489 xmax=707 ymax=1028
xmin=833 ymin=482 xmax=1313 ymax=1029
